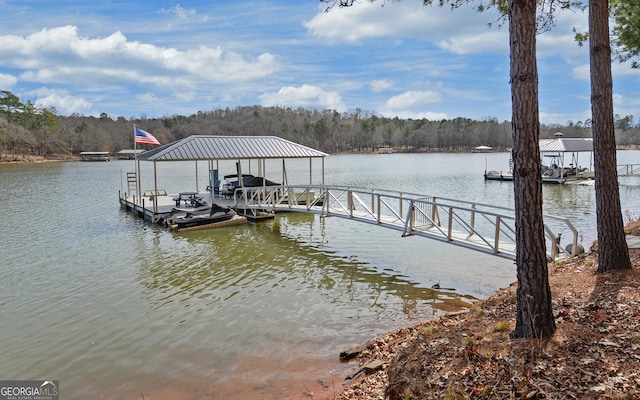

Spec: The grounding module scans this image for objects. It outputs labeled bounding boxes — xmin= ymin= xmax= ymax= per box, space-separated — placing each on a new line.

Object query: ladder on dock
xmin=126 ymin=172 xmax=137 ymax=196
xmin=232 ymin=185 xmax=580 ymax=261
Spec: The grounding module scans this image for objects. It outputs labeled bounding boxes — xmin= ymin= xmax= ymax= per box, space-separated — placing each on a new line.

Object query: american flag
xmin=135 ymin=127 xmax=160 ymax=145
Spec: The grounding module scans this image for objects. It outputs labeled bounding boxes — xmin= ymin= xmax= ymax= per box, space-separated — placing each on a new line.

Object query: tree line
xmin=1 ymin=91 xmax=639 ymax=159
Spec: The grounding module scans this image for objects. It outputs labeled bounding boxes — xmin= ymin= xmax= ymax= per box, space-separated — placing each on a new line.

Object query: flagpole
xmin=133 ymin=125 xmax=141 ymax=200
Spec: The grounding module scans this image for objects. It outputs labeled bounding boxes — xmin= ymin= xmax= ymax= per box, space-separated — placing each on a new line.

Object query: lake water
xmin=1 ymin=151 xmax=639 ymax=399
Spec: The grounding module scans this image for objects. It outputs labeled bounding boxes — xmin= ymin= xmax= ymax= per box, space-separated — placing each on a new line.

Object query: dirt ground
xmin=325 ymin=243 xmax=640 ymax=399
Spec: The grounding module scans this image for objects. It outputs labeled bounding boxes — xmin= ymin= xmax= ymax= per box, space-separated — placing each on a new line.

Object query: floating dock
xmin=119 ymin=134 xmax=328 ymax=230
xmin=120 ymin=190 xmax=239 ymax=222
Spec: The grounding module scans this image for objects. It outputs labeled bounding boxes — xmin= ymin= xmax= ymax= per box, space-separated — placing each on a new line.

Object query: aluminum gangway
xmin=232 ymin=185 xmax=580 ymax=260
xmin=618 ymin=164 xmax=640 ymax=176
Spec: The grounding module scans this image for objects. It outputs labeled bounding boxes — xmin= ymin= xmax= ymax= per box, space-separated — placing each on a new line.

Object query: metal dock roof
xmin=136 ymin=135 xmax=328 ymax=161
xmin=539 ymin=137 xmax=593 ymax=153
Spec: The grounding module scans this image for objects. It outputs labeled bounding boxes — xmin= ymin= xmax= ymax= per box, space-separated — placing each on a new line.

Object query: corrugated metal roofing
xmin=136 ymin=135 xmax=328 ymax=161
xmin=539 ymin=137 xmax=593 ymax=153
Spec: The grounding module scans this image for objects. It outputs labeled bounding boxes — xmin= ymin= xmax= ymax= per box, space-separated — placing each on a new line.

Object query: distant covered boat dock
xmin=484 ymin=135 xmax=595 ymax=184
xmin=80 ymin=151 xmax=111 ymax=161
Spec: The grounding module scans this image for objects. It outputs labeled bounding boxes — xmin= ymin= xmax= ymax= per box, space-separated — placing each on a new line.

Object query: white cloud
xmin=532 ymin=9 xmax=593 ymax=78
xmin=570 ymin=63 xmax=590 ymax=80
xmin=437 ymin=31 xmax=506 ymax=55
xmin=370 ymin=79 xmax=392 ymax=92
xmin=32 ymin=89 xmax=92 ymax=114
xmin=157 ymin=5 xmax=210 ymax=29
xmin=537 ymin=31 xmax=588 ymax=62
xmin=159 ymin=5 xmax=197 ymax=20
xmin=260 ymin=84 xmax=346 ymax=112
xmin=174 ymin=90 xmax=196 ymax=102
xmin=385 ymin=90 xmax=441 ymax=110
xmin=378 ymin=89 xmax=447 ymax=121
xmin=613 ymin=93 xmax=640 ymax=118
xmin=569 ymin=58 xmax=640 ymax=82
xmin=137 ymin=92 xmax=157 ymax=104
xmin=539 ymin=110 xmax=591 ymax=126
xmin=380 ymin=109 xmax=448 ymax=120
xmin=612 ymin=62 xmax=640 ymax=79
xmin=307 ymin=3 xmax=591 ymax=58
xmin=305 ymin=2 xmax=505 ymax=54
xmin=0 ymin=72 xmax=17 ymax=87
xmin=0 ymin=26 xmax=279 ymax=89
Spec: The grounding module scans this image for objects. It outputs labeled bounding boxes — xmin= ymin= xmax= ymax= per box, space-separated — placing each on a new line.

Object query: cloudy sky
xmin=1 ymin=1 xmax=639 ymax=125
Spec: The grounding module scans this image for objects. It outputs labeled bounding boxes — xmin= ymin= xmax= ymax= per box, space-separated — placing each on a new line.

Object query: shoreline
xmin=0 ymin=154 xmax=78 ymax=163
xmin=2 ymin=144 xmax=639 ymax=164
xmin=320 ymin=246 xmax=640 ymax=400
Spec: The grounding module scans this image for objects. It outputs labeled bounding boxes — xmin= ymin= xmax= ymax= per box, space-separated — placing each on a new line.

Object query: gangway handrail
xmin=617 ymin=163 xmax=640 ymax=176
xmin=233 ymin=184 xmax=581 ymax=260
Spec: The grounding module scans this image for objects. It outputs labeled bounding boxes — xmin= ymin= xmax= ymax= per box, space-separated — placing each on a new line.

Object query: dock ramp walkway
xmin=618 ymin=164 xmax=640 ymax=176
xmin=233 ymin=185 xmax=581 ymax=261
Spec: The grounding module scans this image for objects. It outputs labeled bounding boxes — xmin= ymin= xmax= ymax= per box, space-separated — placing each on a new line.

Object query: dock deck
xmin=119 ymin=190 xmax=272 ymax=226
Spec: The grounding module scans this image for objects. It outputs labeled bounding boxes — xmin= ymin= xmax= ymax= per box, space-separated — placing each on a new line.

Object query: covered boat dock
xmin=119 ymin=135 xmax=328 ymax=224
xmin=485 ymin=135 xmax=595 ymax=184
xmin=80 ymin=151 xmax=111 ymax=161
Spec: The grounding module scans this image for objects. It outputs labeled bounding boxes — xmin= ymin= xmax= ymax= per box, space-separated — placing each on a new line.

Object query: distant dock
xmin=80 ymin=151 xmax=111 ymax=161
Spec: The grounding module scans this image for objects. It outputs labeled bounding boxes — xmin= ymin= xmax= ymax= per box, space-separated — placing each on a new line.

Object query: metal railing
xmin=233 ymin=185 xmax=580 ymax=260
xmin=618 ymin=164 xmax=640 ymax=176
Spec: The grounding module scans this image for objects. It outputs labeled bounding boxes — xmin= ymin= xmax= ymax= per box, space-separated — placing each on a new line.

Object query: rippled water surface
xmin=1 ymin=151 xmax=638 ymax=399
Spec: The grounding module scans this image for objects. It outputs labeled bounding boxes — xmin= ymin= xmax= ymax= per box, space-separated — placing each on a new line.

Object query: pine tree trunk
xmin=589 ymin=0 xmax=632 ymax=273
xmin=508 ymin=0 xmax=556 ymax=339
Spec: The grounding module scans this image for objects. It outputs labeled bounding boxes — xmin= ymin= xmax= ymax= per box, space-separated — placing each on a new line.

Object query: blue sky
xmin=1 ymin=1 xmax=639 ymax=125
